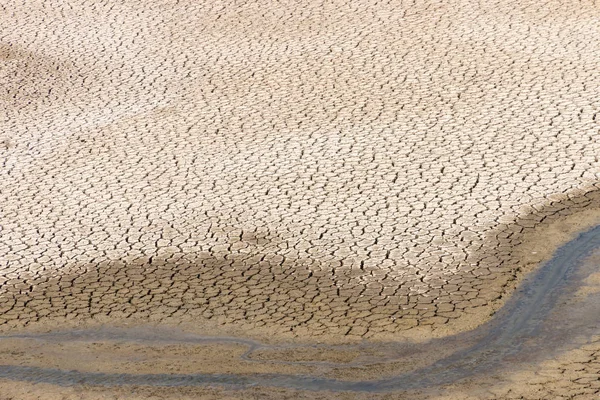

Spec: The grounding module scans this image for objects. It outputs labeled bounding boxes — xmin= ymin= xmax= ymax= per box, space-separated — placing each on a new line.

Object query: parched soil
xmin=0 ymin=189 xmax=600 ymax=398
xmin=1 ymin=0 xmax=600 ymax=397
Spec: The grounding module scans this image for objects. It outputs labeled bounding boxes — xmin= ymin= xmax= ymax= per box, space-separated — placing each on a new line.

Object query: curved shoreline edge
xmin=1 ymin=221 xmax=600 ymax=392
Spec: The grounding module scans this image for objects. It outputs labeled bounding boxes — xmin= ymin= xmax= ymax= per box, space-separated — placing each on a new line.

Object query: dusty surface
xmin=434 ymin=339 xmax=600 ymax=400
xmin=2 ymin=0 xmax=600 ymax=397
xmin=0 ymin=216 xmax=599 ymax=399
xmin=2 ymin=0 xmax=600 ymax=343
xmin=1 ymin=208 xmax=600 ymax=381
xmin=0 ymin=339 xmax=599 ymax=399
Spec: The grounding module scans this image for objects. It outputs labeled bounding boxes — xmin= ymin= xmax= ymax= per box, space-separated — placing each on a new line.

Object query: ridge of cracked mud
xmin=1 ymin=223 xmax=600 ymax=393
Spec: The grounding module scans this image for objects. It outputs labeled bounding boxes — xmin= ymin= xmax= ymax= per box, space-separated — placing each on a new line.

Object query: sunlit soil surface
xmin=1 ymin=218 xmax=600 ymax=399
xmin=1 ymin=0 xmax=600 ymax=397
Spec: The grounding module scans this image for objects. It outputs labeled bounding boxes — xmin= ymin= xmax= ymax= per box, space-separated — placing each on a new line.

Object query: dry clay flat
xmin=1 ymin=0 xmax=600 ymax=398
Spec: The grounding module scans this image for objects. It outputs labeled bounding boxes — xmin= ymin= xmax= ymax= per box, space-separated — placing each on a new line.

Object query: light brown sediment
xmin=1 ymin=333 xmax=599 ymax=400
xmin=428 ymin=186 xmax=600 ymax=339
xmin=3 ymin=0 xmax=600 ymax=345
xmin=1 ymin=201 xmax=600 ymax=398
xmin=1 ymin=188 xmax=600 ymax=346
xmin=2 ymin=0 xmax=600 ymax=397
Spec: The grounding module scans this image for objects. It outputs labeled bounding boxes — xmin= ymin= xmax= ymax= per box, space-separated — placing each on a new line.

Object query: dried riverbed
xmin=1 ymin=221 xmax=599 ymax=398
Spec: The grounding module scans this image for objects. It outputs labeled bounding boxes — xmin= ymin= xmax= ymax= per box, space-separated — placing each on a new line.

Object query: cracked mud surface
xmin=1 ymin=216 xmax=600 ymax=398
xmin=2 ymin=0 xmax=600 ymax=397
xmin=2 ymin=0 xmax=600 ymax=343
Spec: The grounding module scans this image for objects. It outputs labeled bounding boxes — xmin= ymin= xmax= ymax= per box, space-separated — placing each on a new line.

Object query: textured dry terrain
xmin=1 ymin=0 xmax=600 ymax=397
xmin=0 ymin=338 xmax=599 ymax=399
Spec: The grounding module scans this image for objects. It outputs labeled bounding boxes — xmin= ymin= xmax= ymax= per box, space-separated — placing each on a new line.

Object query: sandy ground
xmin=1 ymin=0 xmax=600 ymax=397
xmin=0 ymin=338 xmax=599 ymax=399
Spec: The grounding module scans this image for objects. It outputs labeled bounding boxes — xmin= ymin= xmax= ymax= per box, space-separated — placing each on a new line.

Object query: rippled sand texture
xmin=1 ymin=0 xmax=600 ymax=341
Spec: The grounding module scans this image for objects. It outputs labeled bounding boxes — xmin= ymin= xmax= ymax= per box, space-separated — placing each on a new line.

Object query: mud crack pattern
xmin=1 ymin=0 xmax=600 ymax=341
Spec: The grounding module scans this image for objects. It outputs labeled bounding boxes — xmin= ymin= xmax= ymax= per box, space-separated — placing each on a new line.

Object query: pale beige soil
xmin=2 ymin=0 xmax=600 ymax=397
xmin=2 ymin=0 xmax=600 ymax=343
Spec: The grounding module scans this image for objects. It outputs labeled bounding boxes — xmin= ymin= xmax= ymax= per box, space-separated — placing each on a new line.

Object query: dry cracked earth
xmin=1 ymin=0 xmax=600 ymax=398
